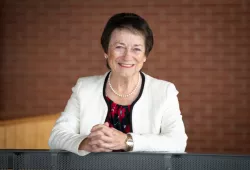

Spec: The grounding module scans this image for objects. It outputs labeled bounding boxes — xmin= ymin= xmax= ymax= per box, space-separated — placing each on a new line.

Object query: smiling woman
xmin=48 ymin=13 xmax=188 ymax=156
xmin=107 ymin=29 xmax=146 ymax=78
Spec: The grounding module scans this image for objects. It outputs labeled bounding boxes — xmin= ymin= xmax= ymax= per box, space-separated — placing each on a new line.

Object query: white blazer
xmin=48 ymin=72 xmax=188 ymax=156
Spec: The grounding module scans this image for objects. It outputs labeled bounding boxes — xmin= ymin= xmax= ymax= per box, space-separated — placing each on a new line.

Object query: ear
xmin=104 ymin=54 xmax=108 ymax=59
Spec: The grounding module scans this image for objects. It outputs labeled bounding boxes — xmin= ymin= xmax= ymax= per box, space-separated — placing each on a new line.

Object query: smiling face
xmin=106 ymin=28 xmax=146 ymax=78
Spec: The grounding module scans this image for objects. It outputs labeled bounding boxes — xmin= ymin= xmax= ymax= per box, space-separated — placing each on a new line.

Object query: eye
xmin=116 ymin=46 xmax=124 ymax=49
xmin=134 ymin=48 xmax=141 ymax=51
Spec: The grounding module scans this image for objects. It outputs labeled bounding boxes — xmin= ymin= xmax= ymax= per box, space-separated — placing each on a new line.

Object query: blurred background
xmin=0 ymin=0 xmax=249 ymax=154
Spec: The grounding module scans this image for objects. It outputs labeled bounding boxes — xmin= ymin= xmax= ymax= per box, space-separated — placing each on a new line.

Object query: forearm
xmin=48 ymin=127 xmax=89 ymax=156
xmin=130 ymin=132 xmax=187 ymax=152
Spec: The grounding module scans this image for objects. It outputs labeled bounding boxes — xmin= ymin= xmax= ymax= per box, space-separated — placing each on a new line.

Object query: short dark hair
xmin=101 ymin=12 xmax=154 ymax=57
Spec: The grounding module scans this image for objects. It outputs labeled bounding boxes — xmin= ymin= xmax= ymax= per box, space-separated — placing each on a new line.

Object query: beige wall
xmin=0 ymin=113 xmax=60 ymax=149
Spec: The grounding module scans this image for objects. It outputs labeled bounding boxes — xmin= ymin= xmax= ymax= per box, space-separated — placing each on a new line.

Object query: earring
xmin=104 ymin=55 xmax=108 ymax=59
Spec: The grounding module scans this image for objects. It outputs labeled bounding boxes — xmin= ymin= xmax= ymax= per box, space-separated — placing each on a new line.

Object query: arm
xmin=130 ymin=83 xmax=188 ymax=152
xmin=48 ymin=79 xmax=89 ymax=156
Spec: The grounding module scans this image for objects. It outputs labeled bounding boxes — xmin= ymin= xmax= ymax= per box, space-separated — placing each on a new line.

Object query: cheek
xmin=135 ymin=62 xmax=144 ymax=72
xmin=137 ymin=62 xmax=144 ymax=67
xmin=137 ymin=55 xmax=146 ymax=63
xmin=136 ymin=57 xmax=145 ymax=68
xmin=107 ymin=51 xmax=121 ymax=69
xmin=108 ymin=51 xmax=120 ymax=61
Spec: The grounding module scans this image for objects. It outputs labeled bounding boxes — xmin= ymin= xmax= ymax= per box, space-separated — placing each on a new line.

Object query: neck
xmin=109 ymin=72 xmax=140 ymax=94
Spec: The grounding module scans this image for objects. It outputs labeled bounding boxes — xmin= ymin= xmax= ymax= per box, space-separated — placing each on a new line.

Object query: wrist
xmin=124 ymin=133 xmax=134 ymax=152
xmin=79 ymin=138 xmax=88 ymax=150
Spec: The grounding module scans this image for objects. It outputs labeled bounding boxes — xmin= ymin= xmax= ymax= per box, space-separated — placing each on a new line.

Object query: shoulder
xmin=77 ymin=74 xmax=105 ymax=85
xmin=143 ymin=72 xmax=179 ymax=96
xmin=72 ymin=72 xmax=108 ymax=93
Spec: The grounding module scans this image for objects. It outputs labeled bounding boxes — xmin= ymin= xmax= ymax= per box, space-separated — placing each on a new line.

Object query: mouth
xmin=118 ymin=63 xmax=135 ymax=68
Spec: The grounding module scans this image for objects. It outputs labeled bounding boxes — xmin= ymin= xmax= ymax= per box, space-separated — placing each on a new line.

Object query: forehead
xmin=109 ymin=28 xmax=145 ymax=45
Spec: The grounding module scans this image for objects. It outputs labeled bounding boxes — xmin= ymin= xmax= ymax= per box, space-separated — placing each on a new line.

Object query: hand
xmin=78 ymin=122 xmax=112 ymax=152
xmin=88 ymin=122 xmax=127 ymax=151
xmin=78 ymin=137 xmax=112 ymax=152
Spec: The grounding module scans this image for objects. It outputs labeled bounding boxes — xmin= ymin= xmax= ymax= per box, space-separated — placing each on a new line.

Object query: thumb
xmin=104 ymin=122 xmax=109 ymax=127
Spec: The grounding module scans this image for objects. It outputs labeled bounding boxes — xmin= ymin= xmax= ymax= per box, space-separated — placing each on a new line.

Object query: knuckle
xmin=96 ymin=136 xmax=102 ymax=141
xmin=100 ymin=135 xmax=105 ymax=140
xmin=96 ymin=140 xmax=103 ymax=146
xmin=97 ymin=131 xmax=103 ymax=136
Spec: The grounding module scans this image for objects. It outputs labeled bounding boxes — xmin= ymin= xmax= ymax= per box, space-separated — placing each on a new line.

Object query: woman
xmin=48 ymin=13 xmax=188 ymax=156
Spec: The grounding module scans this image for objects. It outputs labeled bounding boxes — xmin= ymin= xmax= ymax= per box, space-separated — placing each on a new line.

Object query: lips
xmin=118 ymin=63 xmax=135 ymax=68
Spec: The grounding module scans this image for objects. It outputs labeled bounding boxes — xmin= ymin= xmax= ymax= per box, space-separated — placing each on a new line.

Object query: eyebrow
xmin=113 ymin=42 xmax=143 ymax=47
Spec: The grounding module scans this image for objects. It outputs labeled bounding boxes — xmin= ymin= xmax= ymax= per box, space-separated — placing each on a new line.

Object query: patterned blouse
xmin=105 ymin=96 xmax=132 ymax=134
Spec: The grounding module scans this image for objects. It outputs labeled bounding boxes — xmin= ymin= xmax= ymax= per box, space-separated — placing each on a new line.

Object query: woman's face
xmin=106 ymin=29 xmax=146 ymax=78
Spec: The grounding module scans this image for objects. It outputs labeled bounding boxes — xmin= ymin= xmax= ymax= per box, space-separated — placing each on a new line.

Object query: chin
xmin=116 ymin=70 xmax=139 ymax=78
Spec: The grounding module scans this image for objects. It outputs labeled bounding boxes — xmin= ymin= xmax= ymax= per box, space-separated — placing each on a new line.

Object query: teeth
xmin=120 ymin=64 xmax=133 ymax=66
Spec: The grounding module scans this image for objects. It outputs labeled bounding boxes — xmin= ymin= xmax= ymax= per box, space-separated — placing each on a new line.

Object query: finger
xmin=89 ymin=138 xmax=114 ymax=149
xmin=88 ymin=130 xmax=105 ymax=138
xmin=91 ymin=145 xmax=112 ymax=152
xmin=89 ymin=134 xmax=113 ymax=143
xmin=90 ymin=126 xmax=113 ymax=137
xmin=88 ymin=136 xmax=116 ymax=150
xmin=91 ymin=124 xmax=111 ymax=133
xmin=104 ymin=122 xmax=109 ymax=127
xmin=91 ymin=124 xmax=106 ymax=132
xmin=95 ymin=142 xmax=114 ymax=150
xmin=92 ymin=148 xmax=112 ymax=152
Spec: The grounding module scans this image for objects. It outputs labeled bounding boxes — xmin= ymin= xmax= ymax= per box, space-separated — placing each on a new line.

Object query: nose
xmin=123 ymin=48 xmax=133 ymax=60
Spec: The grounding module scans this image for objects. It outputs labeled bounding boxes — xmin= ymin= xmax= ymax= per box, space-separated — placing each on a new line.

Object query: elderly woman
xmin=48 ymin=13 xmax=188 ymax=156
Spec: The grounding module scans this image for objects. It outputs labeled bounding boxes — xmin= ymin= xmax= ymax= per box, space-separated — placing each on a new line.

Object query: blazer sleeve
xmin=48 ymin=79 xmax=90 ymax=156
xmin=130 ymin=83 xmax=188 ymax=152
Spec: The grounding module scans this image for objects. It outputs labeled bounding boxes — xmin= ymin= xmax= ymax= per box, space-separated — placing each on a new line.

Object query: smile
xmin=118 ymin=63 xmax=135 ymax=68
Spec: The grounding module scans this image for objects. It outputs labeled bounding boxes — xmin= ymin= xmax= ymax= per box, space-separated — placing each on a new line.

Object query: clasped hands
xmin=79 ymin=122 xmax=127 ymax=152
